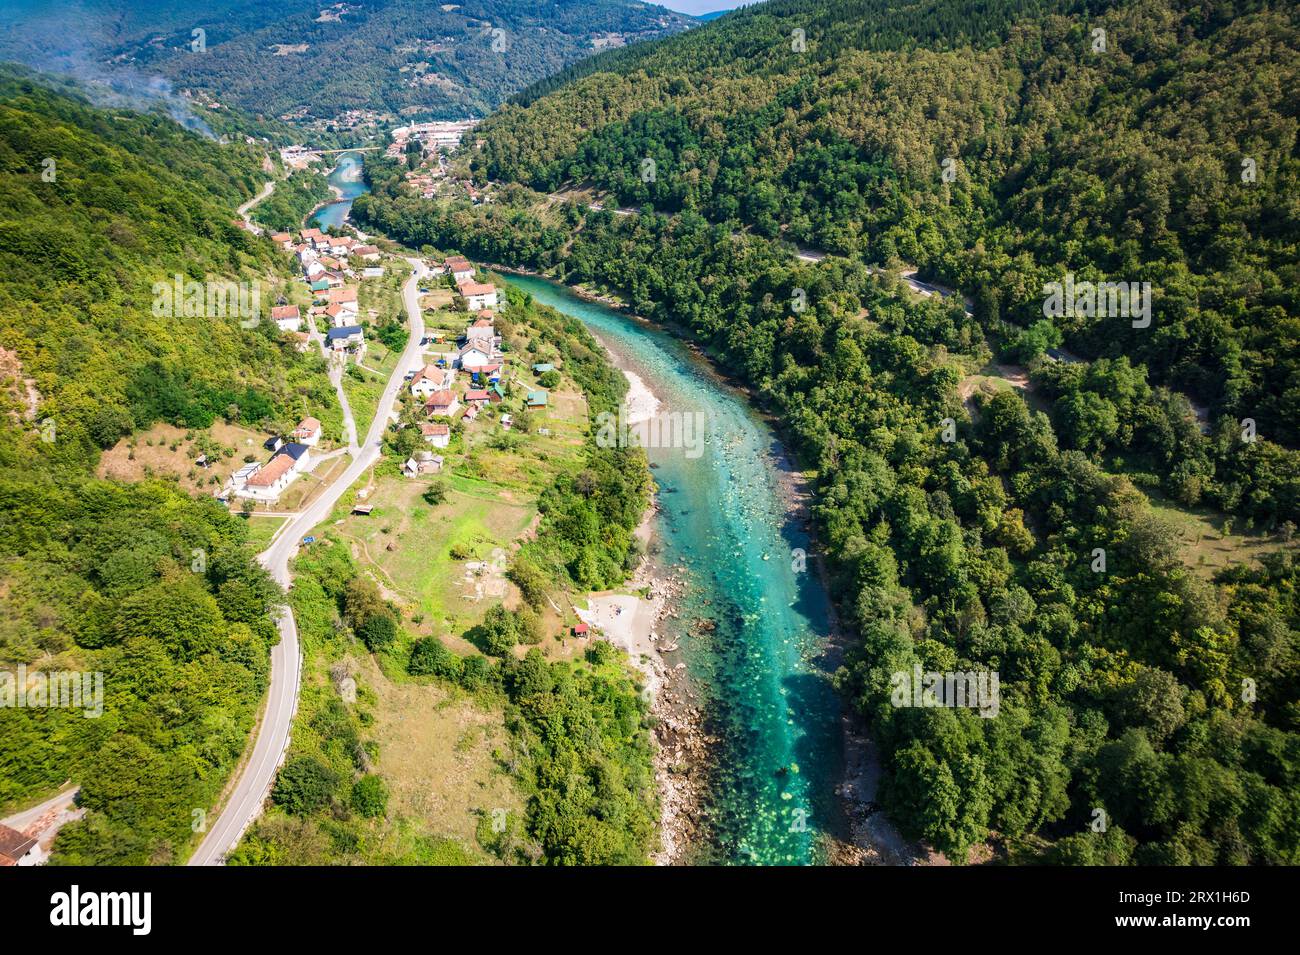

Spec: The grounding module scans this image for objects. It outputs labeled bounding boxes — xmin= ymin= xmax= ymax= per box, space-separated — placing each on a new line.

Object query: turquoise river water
xmin=310 ymin=151 xmax=369 ymax=231
xmin=505 ymin=274 xmax=845 ymax=865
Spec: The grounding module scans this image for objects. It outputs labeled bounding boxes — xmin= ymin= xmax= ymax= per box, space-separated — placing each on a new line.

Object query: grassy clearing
xmin=332 ymin=475 xmax=534 ymax=640
xmin=359 ymin=653 xmax=522 ymax=861
xmin=97 ymin=421 xmax=266 ymax=495
xmin=343 ymin=364 xmax=388 ymax=435
xmin=240 ymin=514 xmax=287 ymax=550
xmin=1144 ymin=494 xmax=1295 ymax=578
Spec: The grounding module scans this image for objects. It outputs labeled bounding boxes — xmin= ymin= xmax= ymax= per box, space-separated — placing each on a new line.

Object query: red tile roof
xmin=0 ymin=824 xmax=37 ymax=865
xmin=246 ymin=455 xmax=293 ymax=487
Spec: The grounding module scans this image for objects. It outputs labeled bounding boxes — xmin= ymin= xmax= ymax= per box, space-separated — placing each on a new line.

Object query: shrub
xmin=350 ymin=775 xmax=390 ymax=819
xmin=409 ymin=637 xmax=464 ymax=680
xmin=272 ymin=756 xmax=340 ymax=815
xmin=586 ymin=640 xmax=619 ymax=666
xmin=357 ymin=612 xmax=398 ymax=652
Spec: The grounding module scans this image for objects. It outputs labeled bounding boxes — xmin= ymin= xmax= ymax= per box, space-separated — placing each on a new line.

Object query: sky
xmin=658 ymin=0 xmax=746 ymax=15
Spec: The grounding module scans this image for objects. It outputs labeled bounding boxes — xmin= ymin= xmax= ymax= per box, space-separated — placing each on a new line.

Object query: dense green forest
xmin=249 ymin=164 xmax=332 ymax=233
xmin=478 ymin=0 xmax=1300 ymax=447
xmin=0 ymin=480 xmax=280 ymax=864
xmin=0 ymin=68 xmax=332 ymax=862
xmin=0 ymin=0 xmax=694 ymax=125
xmin=354 ymin=0 xmax=1300 ymax=864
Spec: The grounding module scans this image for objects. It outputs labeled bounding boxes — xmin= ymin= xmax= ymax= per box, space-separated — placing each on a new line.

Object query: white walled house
xmin=424 ymin=390 xmax=461 ymax=417
xmin=420 ymin=422 xmax=451 ymax=447
xmin=292 ymin=416 xmax=322 ymax=446
xmin=326 ymin=325 xmax=366 ymax=354
xmin=238 ymin=455 xmax=295 ymax=501
xmin=457 ymin=342 xmax=492 ymax=370
xmin=444 ymin=258 xmax=474 ymax=282
xmin=271 ymin=304 xmax=302 ymax=332
xmin=277 ymin=442 xmax=313 ymax=473
xmin=457 ymin=280 xmax=498 ymax=312
xmin=410 ymin=365 xmax=453 ymax=399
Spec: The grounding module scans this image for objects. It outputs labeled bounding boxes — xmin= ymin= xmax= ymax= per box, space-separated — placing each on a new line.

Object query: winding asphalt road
xmin=188 ymin=258 xmax=428 ymax=865
xmin=235 ymin=181 xmax=275 ymax=233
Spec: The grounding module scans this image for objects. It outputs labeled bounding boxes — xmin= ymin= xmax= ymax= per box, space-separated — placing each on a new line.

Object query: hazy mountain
xmin=0 ymin=0 xmax=695 ymax=128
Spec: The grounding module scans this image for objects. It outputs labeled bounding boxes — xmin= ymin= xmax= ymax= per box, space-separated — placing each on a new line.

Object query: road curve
xmin=188 ymin=258 xmax=428 ymax=865
xmin=1 ymin=786 xmax=80 ymax=831
xmin=236 ymin=181 xmax=275 ymax=227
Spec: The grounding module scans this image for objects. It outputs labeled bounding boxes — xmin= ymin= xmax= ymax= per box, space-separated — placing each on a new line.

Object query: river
xmin=504 ymin=274 xmax=846 ymax=865
xmin=309 ymin=151 xmax=369 ymax=230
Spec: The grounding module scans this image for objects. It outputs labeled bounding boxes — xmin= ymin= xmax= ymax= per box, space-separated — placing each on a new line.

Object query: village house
xmin=527 ymin=390 xmax=549 ymax=409
xmin=353 ymin=245 xmax=381 ymax=261
xmin=326 ymin=325 xmax=365 ymax=354
xmin=402 ymin=451 xmax=444 ymax=477
xmin=292 ymin=416 xmax=322 ymax=446
xmin=424 ymin=390 xmax=461 ymax=417
xmin=271 ymin=304 xmax=302 ymax=332
xmin=464 ymin=324 xmax=496 ymax=351
xmin=0 ymin=824 xmax=42 ymax=867
xmin=420 ymin=422 xmax=451 ymax=447
xmin=457 ymin=280 xmax=498 ymax=312
xmin=277 ymin=441 xmax=313 ymax=472
xmin=464 ymin=388 xmax=490 ymax=409
xmin=443 ymin=256 xmax=474 ymax=283
xmin=271 ymin=232 xmax=293 ymax=250
xmin=288 ymin=331 xmax=312 ymax=352
xmin=457 ymin=341 xmax=493 ymax=370
xmin=240 ymin=454 xmax=294 ymax=500
xmin=327 ymin=285 xmax=358 ymax=307
xmin=410 ymin=365 xmax=453 ymax=399
xmin=237 ymin=441 xmax=313 ymax=501
xmin=467 ymin=362 xmax=502 ymax=386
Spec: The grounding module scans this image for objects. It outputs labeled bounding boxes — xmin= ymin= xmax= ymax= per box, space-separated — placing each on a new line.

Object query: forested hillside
xmin=0 ymin=67 xmax=334 ymax=472
xmin=354 ymin=0 xmax=1300 ymax=865
xmin=479 ymin=0 xmax=1300 ymax=447
xmin=0 ymin=0 xmax=695 ymax=126
xmin=0 ymin=68 xmax=328 ymax=862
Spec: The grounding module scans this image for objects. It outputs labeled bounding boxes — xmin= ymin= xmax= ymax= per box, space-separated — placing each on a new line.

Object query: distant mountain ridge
xmin=0 ymin=0 xmax=695 ymax=127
